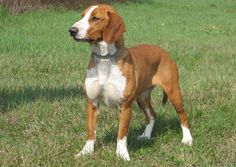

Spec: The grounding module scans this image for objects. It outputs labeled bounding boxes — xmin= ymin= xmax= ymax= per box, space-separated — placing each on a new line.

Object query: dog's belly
xmin=85 ymin=64 xmax=126 ymax=106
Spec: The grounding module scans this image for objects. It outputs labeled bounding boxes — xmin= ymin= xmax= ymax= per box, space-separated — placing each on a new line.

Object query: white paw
xmin=137 ymin=132 xmax=151 ymax=140
xmin=137 ymin=120 xmax=154 ymax=140
xmin=182 ymin=136 xmax=193 ymax=145
xmin=116 ymin=146 xmax=130 ymax=161
xmin=116 ymin=137 xmax=130 ymax=161
xmin=181 ymin=125 xmax=193 ymax=146
xmin=75 ymin=140 xmax=95 ymax=158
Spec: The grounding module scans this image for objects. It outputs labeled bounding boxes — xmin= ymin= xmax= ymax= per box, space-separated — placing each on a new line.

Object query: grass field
xmin=0 ymin=0 xmax=236 ymax=166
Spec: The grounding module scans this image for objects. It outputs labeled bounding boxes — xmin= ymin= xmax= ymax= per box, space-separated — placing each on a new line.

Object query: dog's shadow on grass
xmin=0 ymin=85 xmax=84 ymax=113
xmin=102 ymin=113 xmax=180 ymax=152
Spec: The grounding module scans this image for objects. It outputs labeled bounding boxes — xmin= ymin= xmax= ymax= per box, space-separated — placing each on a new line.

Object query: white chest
xmin=85 ymin=59 xmax=127 ymax=106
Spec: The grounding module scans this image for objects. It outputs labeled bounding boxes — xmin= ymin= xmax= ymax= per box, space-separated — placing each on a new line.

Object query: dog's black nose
xmin=69 ymin=27 xmax=78 ymax=36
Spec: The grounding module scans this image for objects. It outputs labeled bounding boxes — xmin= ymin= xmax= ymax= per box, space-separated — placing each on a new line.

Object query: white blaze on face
xmin=72 ymin=6 xmax=98 ymax=39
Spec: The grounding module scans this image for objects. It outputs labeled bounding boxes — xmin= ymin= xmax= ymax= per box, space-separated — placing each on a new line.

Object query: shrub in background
xmin=0 ymin=0 xmax=127 ymax=14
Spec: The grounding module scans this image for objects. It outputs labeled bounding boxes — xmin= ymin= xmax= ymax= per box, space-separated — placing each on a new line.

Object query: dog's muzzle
xmin=69 ymin=27 xmax=97 ymax=43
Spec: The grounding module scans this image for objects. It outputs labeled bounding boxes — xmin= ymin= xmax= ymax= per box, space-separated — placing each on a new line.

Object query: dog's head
xmin=69 ymin=5 xmax=126 ymax=44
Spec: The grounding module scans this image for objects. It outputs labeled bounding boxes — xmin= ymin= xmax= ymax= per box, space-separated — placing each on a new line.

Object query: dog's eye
xmin=92 ymin=16 xmax=100 ymax=21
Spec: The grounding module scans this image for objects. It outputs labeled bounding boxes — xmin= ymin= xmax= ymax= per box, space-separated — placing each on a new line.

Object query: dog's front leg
xmin=116 ymin=105 xmax=132 ymax=161
xmin=75 ymin=100 xmax=98 ymax=158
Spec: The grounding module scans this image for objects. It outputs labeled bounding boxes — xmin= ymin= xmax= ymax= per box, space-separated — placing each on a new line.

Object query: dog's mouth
xmin=73 ymin=37 xmax=96 ymax=43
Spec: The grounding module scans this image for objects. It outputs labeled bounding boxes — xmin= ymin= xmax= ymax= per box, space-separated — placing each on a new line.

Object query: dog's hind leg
xmin=136 ymin=88 xmax=156 ymax=140
xmin=162 ymin=84 xmax=193 ymax=145
xmin=156 ymin=61 xmax=193 ymax=145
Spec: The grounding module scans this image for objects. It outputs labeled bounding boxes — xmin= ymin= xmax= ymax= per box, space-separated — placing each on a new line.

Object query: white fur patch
xmin=138 ymin=120 xmax=155 ymax=139
xmin=181 ymin=124 xmax=193 ymax=145
xmin=116 ymin=136 xmax=130 ymax=161
xmin=75 ymin=139 xmax=95 ymax=158
xmin=138 ymin=108 xmax=155 ymax=139
xmin=72 ymin=6 xmax=98 ymax=40
xmin=85 ymin=42 xmax=126 ymax=106
xmin=85 ymin=68 xmax=102 ymax=101
xmin=86 ymin=64 xmax=126 ymax=106
xmin=91 ymin=41 xmax=117 ymax=56
xmin=103 ymin=65 xmax=126 ymax=105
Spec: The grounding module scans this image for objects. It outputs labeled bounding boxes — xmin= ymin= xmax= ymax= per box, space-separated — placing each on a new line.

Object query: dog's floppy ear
xmin=103 ymin=12 xmax=126 ymax=44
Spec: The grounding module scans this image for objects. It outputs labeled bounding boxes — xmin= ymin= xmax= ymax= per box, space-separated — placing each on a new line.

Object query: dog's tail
xmin=162 ymin=90 xmax=168 ymax=107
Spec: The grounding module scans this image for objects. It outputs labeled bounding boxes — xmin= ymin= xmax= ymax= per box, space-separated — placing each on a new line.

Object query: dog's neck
xmin=89 ymin=38 xmax=126 ymax=84
xmin=90 ymin=38 xmax=125 ymax=59
xmin=90 ymin=41 xmax=117 ymax=56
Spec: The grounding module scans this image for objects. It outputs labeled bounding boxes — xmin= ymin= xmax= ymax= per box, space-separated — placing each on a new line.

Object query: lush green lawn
xmin=0 ymin=0 xmax=236 ymax=166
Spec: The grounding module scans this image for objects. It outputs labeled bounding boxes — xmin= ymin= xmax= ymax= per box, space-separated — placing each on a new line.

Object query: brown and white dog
xmin=69 ymin=4 xmax=193 ymax=161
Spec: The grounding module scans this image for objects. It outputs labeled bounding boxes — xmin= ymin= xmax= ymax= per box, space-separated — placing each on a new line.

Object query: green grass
xmin=0 ymin=0 xmax=236 ymax=166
